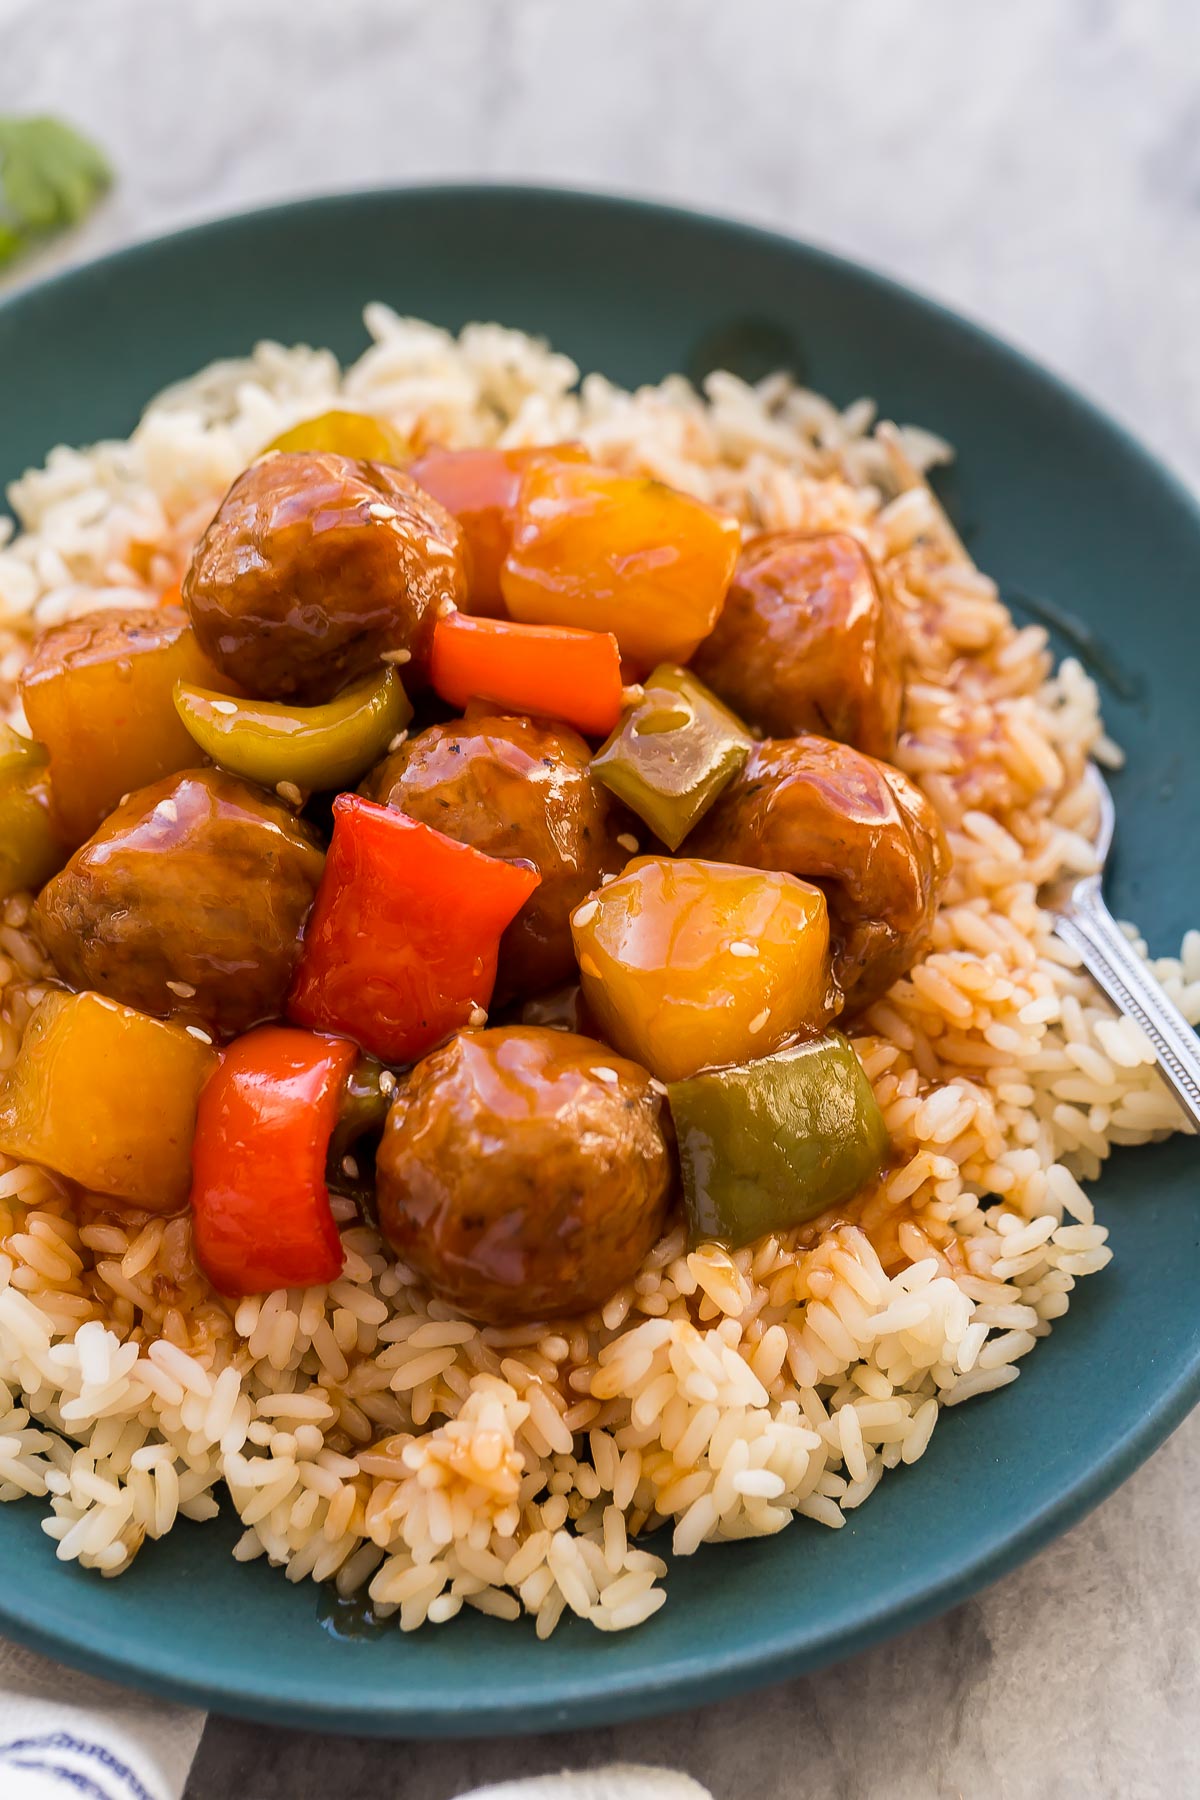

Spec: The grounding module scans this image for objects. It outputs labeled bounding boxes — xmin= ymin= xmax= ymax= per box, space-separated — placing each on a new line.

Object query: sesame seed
xmin=341 ymin=1154 xmax=360 ymax=1180
xmin=648 ymin=1078 xmax=668 ymax=1097
xmin=378 ymin=1070 xmax=397 ymax=1098
xmin=275 ymin=780 xmax=303 ymax=807
xmin=186 ymin=1025 xmax=213 ymax=1044
xmin=387 ymin=730 xmax=408 ymax=753
xmin=747 ymin=1009 xmax=770 ymax=1034
xmin=572 ymin=899 xmax=599 ymax=928
xmin=210 ymin=699 xmax=239 ymax=716
xmin=367 ymin=502 xmax=398 ymax=521
xmin=616 ymin=833 xmax=639 ymax=854
xmin=621 ymin=685 xmax=645 ymax=706
xmin=467 ymin=1005 xmax=488 ymax=1027
xmin=579 ymin=954 xmax=602 ymax=979
xmin=165 ymin=980 xmax=197 ymax=999
xmin=592 ymin=1066 xmax=620 ymax=1084
xmin=729 ymin=941 xmax=758 ymax=958
xmin=381 ymin=648 xmax=412 ymax=665
xmin=155 ymin=799 xmax=178 ymax=823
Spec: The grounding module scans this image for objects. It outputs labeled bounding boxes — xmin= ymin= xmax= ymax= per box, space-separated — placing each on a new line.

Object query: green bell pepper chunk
xmin=326 ymin=1054 xmax=396 ymax=1218
xmin=668 ymin=1032 xmax=889 ymax=1249
xmin=0 ymin=725 xmax=65 ymax=898
xmin=591 ymin=663 xmax=753 ymax=851
xmin=328 ymin=1055 xmax=393 ymax=1169
xmin=173 ymin=666 xmax=412 ymax=794
xmin=0 ymin=727 xmax=46 ymax=782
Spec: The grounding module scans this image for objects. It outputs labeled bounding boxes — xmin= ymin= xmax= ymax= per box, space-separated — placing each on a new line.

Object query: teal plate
xmin=0 ymin=187 xmax=1198 ymax=1735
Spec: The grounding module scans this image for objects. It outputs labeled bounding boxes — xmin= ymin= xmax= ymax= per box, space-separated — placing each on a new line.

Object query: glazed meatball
xmin=361 ymin=713 xmax=620 ymax=1001
xmin=376 ymin=1027 xmax=674 ymax=1324
xmin=183 ymin=451 xmax=468 ymax=703
xmin=691 ymin=736 xmax=950 ymax=1007
xmin=691 ymin=532 xmax=904 ymax=759
xmin=36 ymin=768 xmax=325 ymax=1039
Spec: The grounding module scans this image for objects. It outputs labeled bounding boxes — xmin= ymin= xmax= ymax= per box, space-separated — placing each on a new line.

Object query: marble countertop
xmin=2 ymin=1 xmax=1199 ymax=1794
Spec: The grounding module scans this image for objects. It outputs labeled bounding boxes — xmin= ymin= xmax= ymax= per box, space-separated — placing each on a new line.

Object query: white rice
xmin=0 ymin=306 xmax=1193 ymax=1633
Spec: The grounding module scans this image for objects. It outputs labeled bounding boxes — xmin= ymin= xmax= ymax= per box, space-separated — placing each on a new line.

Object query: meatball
xmin=690 ymin=532 xmax=904 ymax=759
xmin=183 ymin=451 xmax=468 ymax=703
xmin=361 ymin=713 xmax=620 ymax=1001
xmin=36 ymin=768 xmax=325 ymax=1039
xmin=376 ymin=1027 xmax=674 ymax=1324
xmin=691 ymin=736 xmax=950 ymax=1007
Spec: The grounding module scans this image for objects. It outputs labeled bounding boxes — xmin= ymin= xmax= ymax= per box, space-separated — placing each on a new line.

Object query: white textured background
xmin=3 ymin=2 xmax=1199 ymax=1795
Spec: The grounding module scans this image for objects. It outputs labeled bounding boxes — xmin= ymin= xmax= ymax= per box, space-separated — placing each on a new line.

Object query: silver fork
xmin=1046 ymin=765 xmax=1200 ymax=1133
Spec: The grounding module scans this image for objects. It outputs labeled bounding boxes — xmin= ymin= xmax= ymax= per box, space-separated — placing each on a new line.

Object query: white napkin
xmin=0 ymin=1637 xmax=712 ymax=1800
xmin=0 ymin=1637 xmax=205 ymax=1800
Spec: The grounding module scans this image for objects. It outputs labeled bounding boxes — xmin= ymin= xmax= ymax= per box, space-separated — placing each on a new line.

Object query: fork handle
xmin=1052 ymin=876 xmax=1200 ymax=1133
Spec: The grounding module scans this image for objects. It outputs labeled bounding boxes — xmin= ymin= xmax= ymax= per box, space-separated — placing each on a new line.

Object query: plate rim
xmin=5 ymin=177 xmax=1200 ymax=529
xmin=1 ymin=180 xmax=1199 ymax=1736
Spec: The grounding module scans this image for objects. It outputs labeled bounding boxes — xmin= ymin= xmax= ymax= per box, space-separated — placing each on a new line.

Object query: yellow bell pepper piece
xmin=263 ymin=409 xmax=409 ymax=464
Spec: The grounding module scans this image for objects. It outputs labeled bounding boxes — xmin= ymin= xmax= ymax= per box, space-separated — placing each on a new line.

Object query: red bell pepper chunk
xmin=189 ymin=1026 xmax=357 ymax=1297
xmin=429 ymin=611 xmax=624 ymax=739
xmin=287 ymin=793 xmax=541 ymax=1063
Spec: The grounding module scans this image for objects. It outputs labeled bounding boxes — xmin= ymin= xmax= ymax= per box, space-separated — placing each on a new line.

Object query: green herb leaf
xmin=0 ymin=115 xmax=111 ymax=268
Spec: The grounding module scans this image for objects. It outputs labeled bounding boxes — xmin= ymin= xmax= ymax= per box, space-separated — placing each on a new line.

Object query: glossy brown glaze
xmin=36 ymin=768 xmax=325 ymax=1039
xmin=691 ymin=736 xmax=951 ymax=1007
xmin=361 ymin=713 xmax=620 ymax=1002
xmin=691 ymin=532 xmax=905 ymax=759
xmin=183 ymin=451 xmax=468 ymax=703
xmin=375 ymin=1026 xmax=673 ymax=1324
